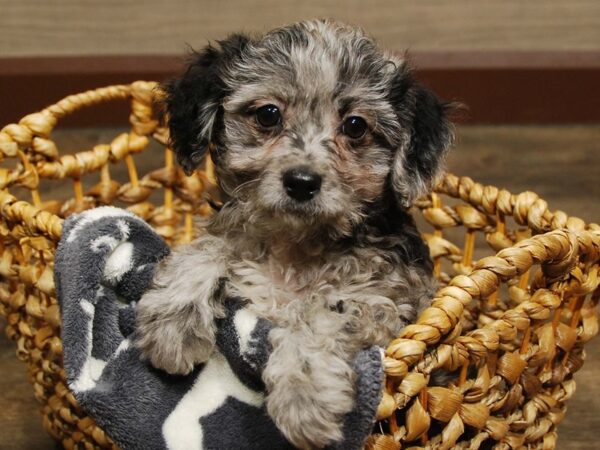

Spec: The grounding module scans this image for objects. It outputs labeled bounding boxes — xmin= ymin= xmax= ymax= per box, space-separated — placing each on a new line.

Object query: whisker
xmin=232 ymin=177 xmax=261 ymax=196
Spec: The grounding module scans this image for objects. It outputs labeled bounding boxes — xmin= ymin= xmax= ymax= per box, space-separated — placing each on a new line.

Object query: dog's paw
xmin=264 ymin=332 xmax=355 ymax=449
xmin=135 ymin=295 xmax=216 ymax=375
xmin=267 ymin=389 xmax=348 ymax=449
xmin=136 ymin=323 xmax=214 ymax=376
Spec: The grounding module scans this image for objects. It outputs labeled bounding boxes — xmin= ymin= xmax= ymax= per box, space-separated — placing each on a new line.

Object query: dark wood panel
xmin=0 ymin=56 xmax=183 ymax=128
xmin=419 ymin=67 xmax=600 ymax=124
xmin=2 ymin=52 xmax=600 ymax=127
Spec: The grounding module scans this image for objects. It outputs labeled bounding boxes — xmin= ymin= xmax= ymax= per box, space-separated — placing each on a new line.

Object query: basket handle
xmin=0 ymin=82 xmax=161 ymax=242
xmin=0 ymin=82 xmax=159 ymax=161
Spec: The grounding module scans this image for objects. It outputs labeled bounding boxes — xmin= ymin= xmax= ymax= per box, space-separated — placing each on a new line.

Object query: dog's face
xmin=164 ymin=20 xmax=453 ymax=238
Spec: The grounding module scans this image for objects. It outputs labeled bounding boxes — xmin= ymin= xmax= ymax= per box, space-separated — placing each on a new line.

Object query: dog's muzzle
xmin=282 ymin=167 xmax=322 ymax=202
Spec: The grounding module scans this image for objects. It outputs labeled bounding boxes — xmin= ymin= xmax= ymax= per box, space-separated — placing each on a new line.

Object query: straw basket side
xmin=0 ymin=83 xmax=598 ymax=450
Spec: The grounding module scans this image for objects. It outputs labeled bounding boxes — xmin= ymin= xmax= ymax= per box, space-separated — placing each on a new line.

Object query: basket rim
xmin=1 ymin=84 xmax=599 ymax=357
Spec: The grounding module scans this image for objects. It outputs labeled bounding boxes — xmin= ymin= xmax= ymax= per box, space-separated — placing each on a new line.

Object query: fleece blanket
xmin=54 ymin=207 xmax=384 ymax=450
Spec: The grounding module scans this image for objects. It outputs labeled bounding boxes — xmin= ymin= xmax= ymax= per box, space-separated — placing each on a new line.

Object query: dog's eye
xmin=255 ymin=104 xmax=281 ymax=128
xmin=342 ymin=116 xmax=368 ymax=139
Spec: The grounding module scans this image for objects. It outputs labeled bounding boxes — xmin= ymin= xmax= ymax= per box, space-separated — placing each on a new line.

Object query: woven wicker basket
xmin=0 ymin=82 xmax=598 ymax=450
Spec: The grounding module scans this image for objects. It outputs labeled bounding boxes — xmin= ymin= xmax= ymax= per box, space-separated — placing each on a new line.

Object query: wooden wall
xmin=1 ymin=0 xmax=599 ymax=56
xmin=1 ymin=1 xmax=599 ymax=125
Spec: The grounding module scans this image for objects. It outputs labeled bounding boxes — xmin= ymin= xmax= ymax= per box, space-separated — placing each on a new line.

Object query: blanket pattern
xmin=55 ymin=207 xmax=383 ymax=450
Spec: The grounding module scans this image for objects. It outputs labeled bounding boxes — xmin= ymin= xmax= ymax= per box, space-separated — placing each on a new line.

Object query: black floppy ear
xmin=163 ymin=34 xmax=250 ymax=175
xmin=389 ymin=67 xmax=454 ymax=207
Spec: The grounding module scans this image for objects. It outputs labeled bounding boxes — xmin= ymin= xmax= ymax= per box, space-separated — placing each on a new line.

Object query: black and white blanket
xmin=55 ymin=207 xmax=384 ymax=450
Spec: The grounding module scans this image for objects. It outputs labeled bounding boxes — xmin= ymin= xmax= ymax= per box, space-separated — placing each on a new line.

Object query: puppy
xmin=136 ymin=19 xmax=454 ymax=449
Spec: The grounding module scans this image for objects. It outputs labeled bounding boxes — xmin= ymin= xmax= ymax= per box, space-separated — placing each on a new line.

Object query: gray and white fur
xmin=136 ymin=19 xmax=454 ymax=450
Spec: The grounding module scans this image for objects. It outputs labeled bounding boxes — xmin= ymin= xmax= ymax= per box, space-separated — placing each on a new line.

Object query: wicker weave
xmin=0 ymin=82 xmax=598 ymax=450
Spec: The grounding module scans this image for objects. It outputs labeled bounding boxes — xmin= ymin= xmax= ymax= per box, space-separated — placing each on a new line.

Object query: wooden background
xmin=1 ymin=0 xmax=599 ymax=56
xmin=1 ymin=1 xmax=599 ymax=449
xmin=1 ymin=1 xmax=600 ymax=126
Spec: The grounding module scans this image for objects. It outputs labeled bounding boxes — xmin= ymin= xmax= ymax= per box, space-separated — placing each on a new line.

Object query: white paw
xmin=264 ymin=341 xmax=355 ymax=449
xmin=136 ymin=296 xmax=216 ymax=375
xmin=140 ymin=329 xmax=214 ymax=376
xmin=268 ymin=391 xmax=348 ymax=449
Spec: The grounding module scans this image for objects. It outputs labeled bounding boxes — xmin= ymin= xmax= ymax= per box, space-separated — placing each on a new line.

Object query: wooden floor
xmin=0 ymin=125 xmax=599 ymax=449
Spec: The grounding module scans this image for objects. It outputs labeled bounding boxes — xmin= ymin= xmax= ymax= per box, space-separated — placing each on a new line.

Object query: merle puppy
xmin=136 ymin=19 xmax=454 ymax=449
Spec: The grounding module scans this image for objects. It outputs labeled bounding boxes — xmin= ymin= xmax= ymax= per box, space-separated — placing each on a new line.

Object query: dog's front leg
xmin=263 ymin=319 xmax=356 ymax=449
xmin=135 ymin=238 xmax=228 ymax=375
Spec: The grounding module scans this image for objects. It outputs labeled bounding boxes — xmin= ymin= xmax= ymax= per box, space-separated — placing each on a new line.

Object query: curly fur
xmin=136 ymin=19 xmax=454 ymax=449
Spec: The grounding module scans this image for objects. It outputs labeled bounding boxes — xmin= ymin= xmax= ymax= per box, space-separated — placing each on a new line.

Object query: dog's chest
xmin=225 ymin=247 xmax=406 ymax=315
xmin=227 ymin=258 xmax=325 ymax=309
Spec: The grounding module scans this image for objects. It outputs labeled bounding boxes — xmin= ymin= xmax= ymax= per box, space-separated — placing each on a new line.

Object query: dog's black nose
xmin=282 ymin=168 xmax=322 ymax=202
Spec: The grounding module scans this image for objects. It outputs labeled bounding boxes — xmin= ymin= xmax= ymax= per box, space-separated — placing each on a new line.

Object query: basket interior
xmin=0 ymin=82 xmax=599 ymax=450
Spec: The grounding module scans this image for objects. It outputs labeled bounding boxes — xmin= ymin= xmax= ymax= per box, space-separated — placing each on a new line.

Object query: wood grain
xmin=1 ymin=0 xmax=599 ymax=56
xmin=0 ymin=125 xmax=599 ymax=449
xmin=0 ymin=336 xmax=57 ymax=450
